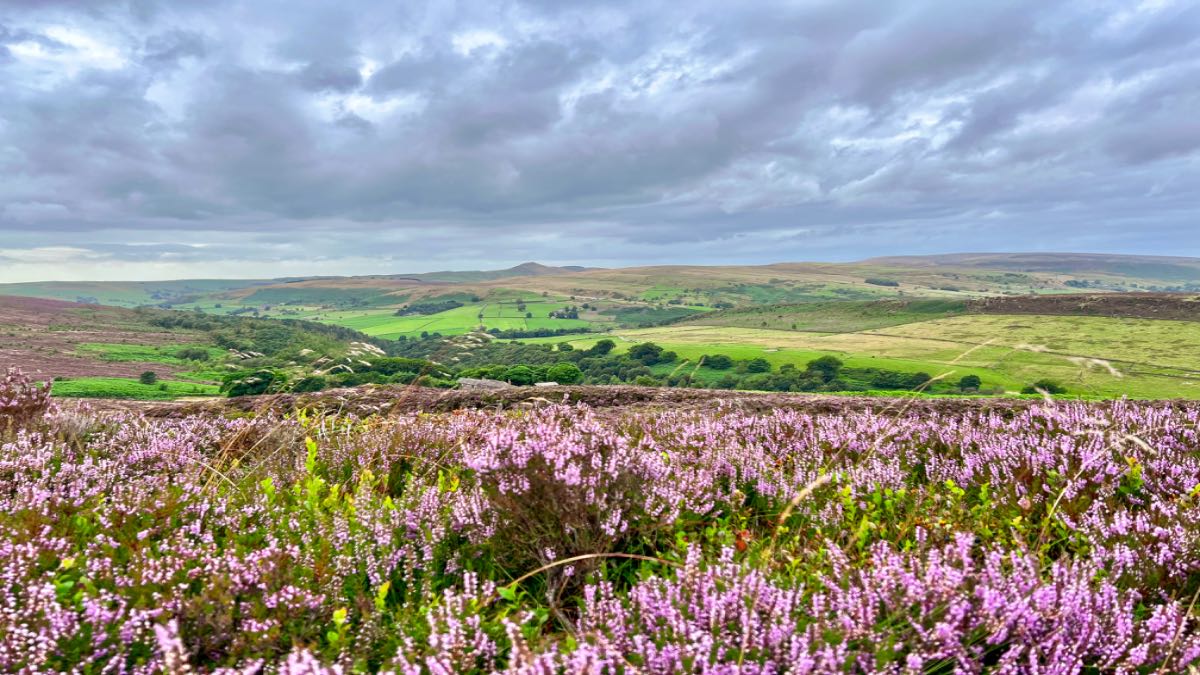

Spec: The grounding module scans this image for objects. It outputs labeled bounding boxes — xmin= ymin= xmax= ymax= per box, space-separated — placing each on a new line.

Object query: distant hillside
xmin=0 ymin=263 xmax=595 ymax=307
xmin=0 ymin=279 xmax=276 ymax=308
xmin=865 ymin=253 xmax=1200 ymax=282
xmin=677 ymin=293 xmax=1200 ymax=334
xmin=0 ymin=295 xmax=402 ymax=400
xmin=5 ymin=253 xmax=1200 ymax=342
xmin=389 ymin=262 xmax=597 ymax=283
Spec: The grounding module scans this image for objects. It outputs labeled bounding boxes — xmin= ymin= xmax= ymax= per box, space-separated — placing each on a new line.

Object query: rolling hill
xmin=0 ymin=295 xmax=404 ymax=400
xmin=4 ymin=253 xmax=1200 ymax=400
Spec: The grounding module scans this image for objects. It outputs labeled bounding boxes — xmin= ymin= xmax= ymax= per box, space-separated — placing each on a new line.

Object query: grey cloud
xmin=1 ymin=0 xmax=1199 ymax=281
xmin=296 ymin=61 xmax=362 ymax=92
xmin=141 ymin=29 xmax=205 ymax=66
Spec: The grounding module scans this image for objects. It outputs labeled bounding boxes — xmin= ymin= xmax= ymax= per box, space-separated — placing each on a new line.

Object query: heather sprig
xmin=0 ymin=366 xmax=53 ymax=433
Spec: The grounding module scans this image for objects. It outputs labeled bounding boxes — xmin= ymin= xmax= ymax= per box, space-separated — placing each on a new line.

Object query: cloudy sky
xmin=1 ymin=0 xmax=1197 ymax=281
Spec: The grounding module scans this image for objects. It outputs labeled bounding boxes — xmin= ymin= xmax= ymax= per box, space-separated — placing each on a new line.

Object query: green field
xmin=75 ymin=342 xmax=225 ymax=364
xmin=868 ymin=315 xmax=1200 ymax=372
xmin=522 ymin=315 xmax=1200 ymax=398
xmin=50 ymin=377 xmax=221 ymax=400
xmin=686 ymin=299 xmax=968 ymax=333
xmin=308 ymin=300 xmax=596 ymax=339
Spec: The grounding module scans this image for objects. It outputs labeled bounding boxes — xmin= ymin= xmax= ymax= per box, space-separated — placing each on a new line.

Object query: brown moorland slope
xmin=0 ymin=296 xmax=207 ymax=380
xmin=966 ymin=293 xmax=1200 ymax=321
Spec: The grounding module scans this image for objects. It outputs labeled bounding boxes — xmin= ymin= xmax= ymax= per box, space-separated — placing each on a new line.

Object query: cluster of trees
xmin=139 ymin=307 xmax=393 ymax=358
xmin=457 ymin=362 xmax=584 ymax=385
xmin=387 ymin=335 xmax=970 ymax=393
xmin=208 ymin=329 xmax=1062 ymax=398
xmin=484 ymin=327 xmax=592 ymax=339
xmin=222 ymin=356 xmax=444 ymax=397
xmin=548 ymin=305 xmax=581 ymax=319
xmin=395 ymin=299 xmax=464 ymax=316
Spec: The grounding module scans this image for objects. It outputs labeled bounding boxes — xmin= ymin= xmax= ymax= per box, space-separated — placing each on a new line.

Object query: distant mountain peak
xmin=504 ymin=262 xmax=588 ymax=276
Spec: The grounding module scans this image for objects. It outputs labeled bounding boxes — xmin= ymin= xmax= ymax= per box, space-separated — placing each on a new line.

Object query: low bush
xmin=0 ymin=367 xmax=52 ymax=432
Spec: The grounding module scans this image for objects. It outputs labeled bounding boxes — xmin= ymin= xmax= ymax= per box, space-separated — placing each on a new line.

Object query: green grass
xmin=311 ymin=301 xmax=596 ymax=339
xmin=0 ymin=280 xmax=265 ymax=307
xmin=689 ymin=299 xmax=968 ymax=333
xmin=519 ymin=316 xmax=1200 ymax=398
xmin=51 ymin=377 xmax=221 ymax=400
xmin=239 ymin=287 xmax=402 ymax=308
xmin=868 ymin=314 xmax=1200 ymax=371
xmin=75 ymin=342 xmax=224 ymax=364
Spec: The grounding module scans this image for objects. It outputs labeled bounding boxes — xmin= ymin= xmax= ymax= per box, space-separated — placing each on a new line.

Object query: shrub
xmin=588 ymin=339 xmax=617 ymax=356
xmin=959 ymin=374 xmax=982 ymax=391
xmin=222 ymin=369 xmax=284 ymax=397
xmin=0 ymin=367 xmax=53 ymax=432
xmin=744 ymin=357 xmax=771 ymax=373
xmin=503 ymin=365 xmax=536 ymax=386
xmin=176 ymin=348 xmax=211 ymax=361
xmin=704 ymin=354 xmax=734 ymax=370
xmin=461 ymin=408 xmax=673 ymax=598
xmin=1023 ymin=379 xmax=1067 ymax=395
xmin=806 ymin=355 xmax=843 ymax=382
xmin=628 ymin=343 xmax=664 ymax=365
xmin=139 ymin=371 xmax=158 ymax=385
xmin=546 ymin=363 xmax=583 ymax=385
xmin=291 ymin=375 xmax=328 ymax=393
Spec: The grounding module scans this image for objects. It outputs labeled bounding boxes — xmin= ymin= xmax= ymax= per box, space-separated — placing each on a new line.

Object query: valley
xmin=3 ymin=253 xmax=1199 ymax=400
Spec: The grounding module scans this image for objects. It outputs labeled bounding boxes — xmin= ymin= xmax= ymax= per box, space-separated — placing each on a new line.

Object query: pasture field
xmin=526 ymin=315 xmax=1200 ymax=397
xmin=308 ymin=300 xmax=597 ymax=339
xmin=682 ymin=299 xmax=968 ymax=332
xmin=868 ymin=314 xmax=1200 ymax=371
xmin=75 ymin=342 xmax=225 ymax=364
xmin=49 ymin=376 xmax=220 ymax=399
xmin=4 ymin=377 xmax=1199 ymax=671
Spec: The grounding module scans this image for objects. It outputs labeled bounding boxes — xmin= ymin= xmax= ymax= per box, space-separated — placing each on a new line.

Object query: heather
xmin=2 ymin=367 xmax=1199 ymax=672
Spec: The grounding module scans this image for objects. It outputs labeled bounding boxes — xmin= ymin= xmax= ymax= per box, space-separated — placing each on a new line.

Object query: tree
xmin=959 ymin=374 xmax=982 ymax=391
xmin=745 ymin=357 xmax=771 ymax=373
xmin=547 ymin=363 xmax=583 ymax=385
xmin=139 ymin=371 xmax=158 ymax=385
xmin=504 ymin=365 xmax=536 ymax=386
xmin=1022 ymin=379 xmax=1066 ymax=395
xmin=176 ymin=348 xmax=210 ymax=361
xmin=588 ymin=339 xmax=617 ymax=356
xmin=628 ymin=342 xmax=664 ymax=365
xmin=557 ymin=342 xmax=574 ymax=352
xmin=806 ymin=355 xmax=843 ymax=382
xmin=704 ymin=354 xmax=734 ymax=370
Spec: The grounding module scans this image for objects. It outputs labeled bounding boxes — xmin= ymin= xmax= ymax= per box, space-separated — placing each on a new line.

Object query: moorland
xmin=4 ymin=252 xmax=1200 ymax=401
xmin=4 ymin=252 xmax=1200 ymax=672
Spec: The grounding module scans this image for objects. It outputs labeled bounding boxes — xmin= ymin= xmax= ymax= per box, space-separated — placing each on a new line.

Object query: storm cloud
xmin=1 ymin=0 xmax=1197 ymax=280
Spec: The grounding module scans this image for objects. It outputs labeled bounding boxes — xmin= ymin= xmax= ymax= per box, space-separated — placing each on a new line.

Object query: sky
xmin=1 ymin=0 xmax=1198 ymax=282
